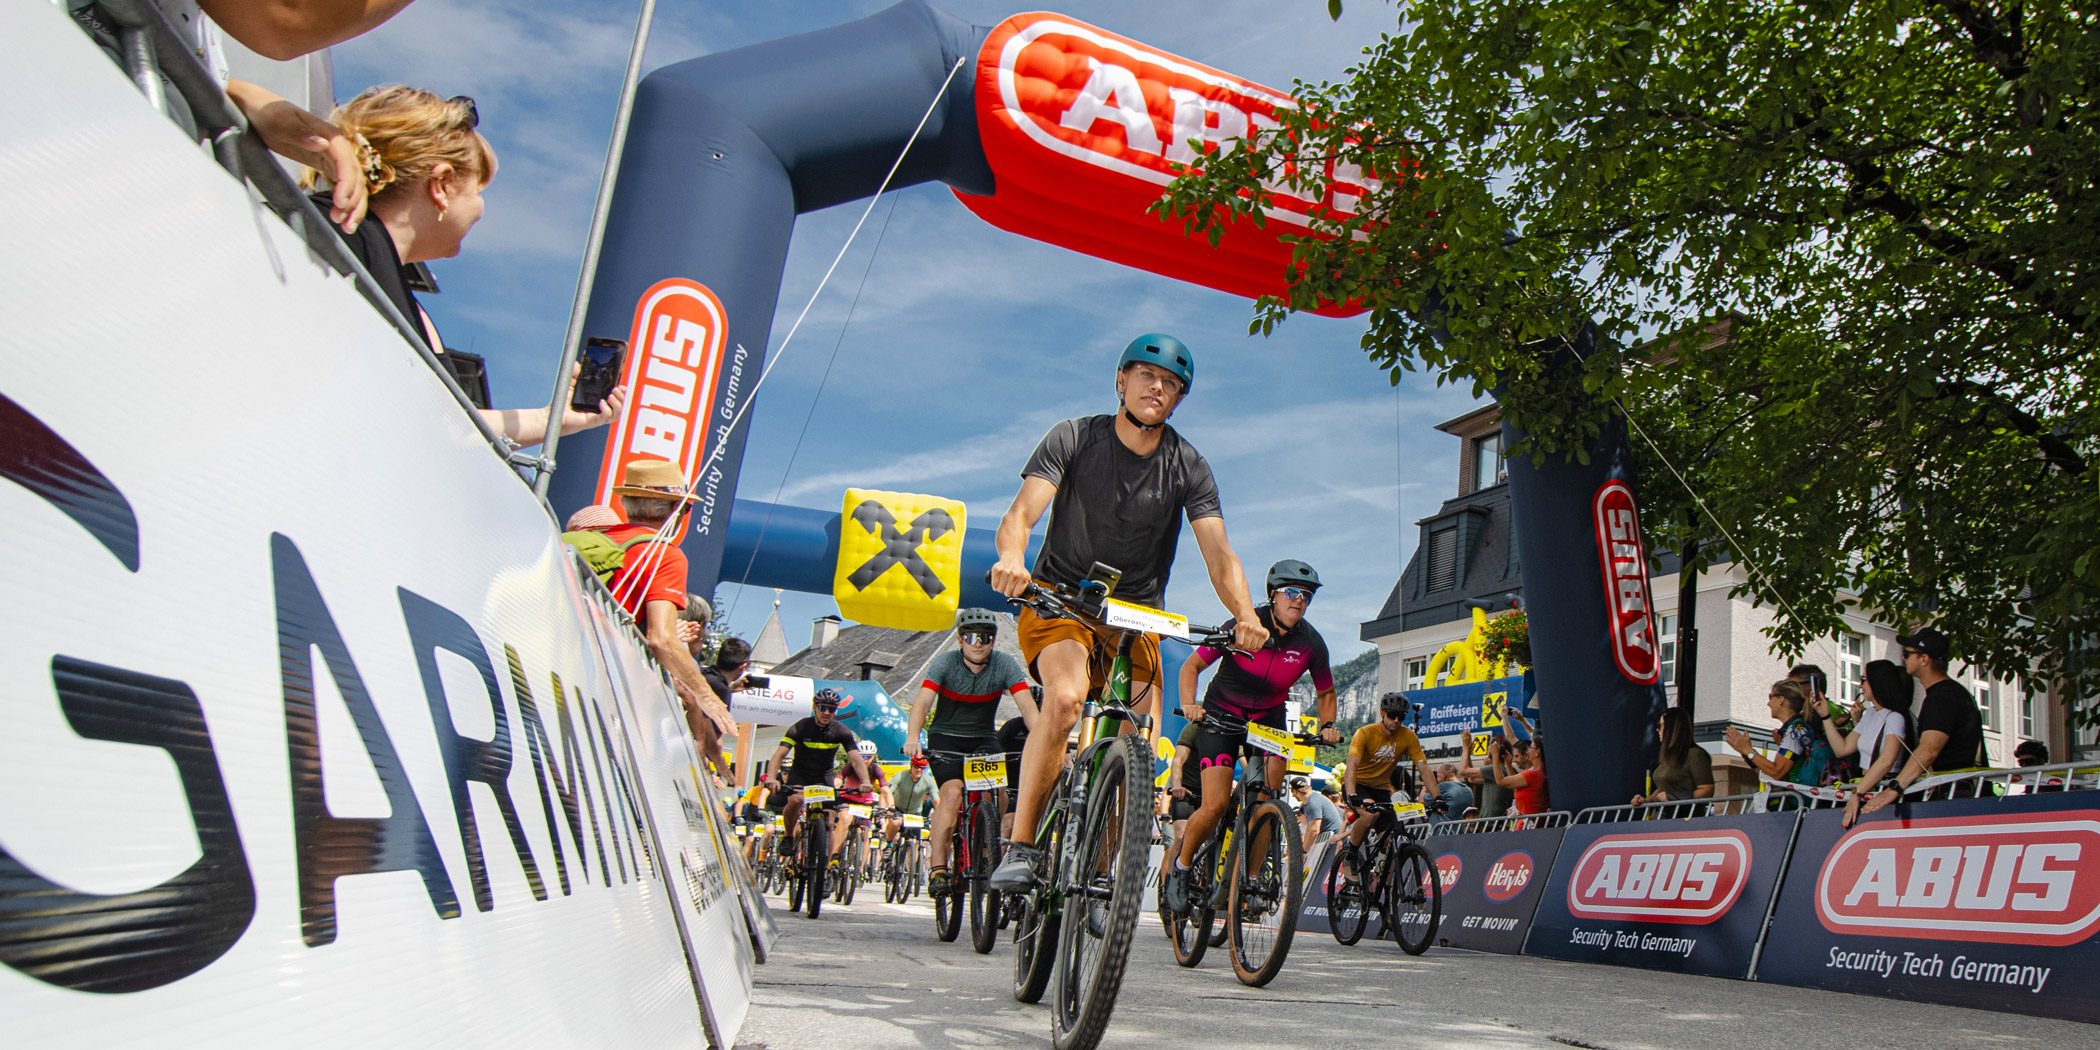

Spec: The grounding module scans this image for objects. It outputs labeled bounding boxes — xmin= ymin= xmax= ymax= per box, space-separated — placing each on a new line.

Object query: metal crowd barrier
xmin=1750 ymin=759 xmax=2100 ymax=810
xmin=1573 ymin=793 xmax=1771 ymax=823
xmin=1425 ymin=810 xmax=1574 ymax=835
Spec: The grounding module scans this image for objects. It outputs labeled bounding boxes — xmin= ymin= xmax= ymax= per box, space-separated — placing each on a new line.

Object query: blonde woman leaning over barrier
xmin=306 ymin=86 xmax=626 ymax=449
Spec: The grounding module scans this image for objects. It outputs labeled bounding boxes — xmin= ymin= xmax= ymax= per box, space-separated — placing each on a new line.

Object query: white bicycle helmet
xmin=856 ymin=739 xmax=878 ymax=759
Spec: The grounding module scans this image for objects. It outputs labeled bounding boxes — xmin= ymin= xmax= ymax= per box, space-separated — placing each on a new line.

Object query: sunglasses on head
xmin=449 ymin=95 xmax=479 ymax=129
xmin=1277 ymin=587 xmax=1315 ymax=603
xmin=959 ymin=630 xmax=994 ymax=644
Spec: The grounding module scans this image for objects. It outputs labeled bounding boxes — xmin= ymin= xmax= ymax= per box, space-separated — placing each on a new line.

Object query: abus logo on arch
xmin=593 ymin=278 xmax=728 ymax=509
xmin=1567 ymin=830 xmax=1750 ymax=924
xmin=1816 ymin=811 xmax=2100 ymax=946
xmin=1483 ymin=850 xmax=1535 ymax=902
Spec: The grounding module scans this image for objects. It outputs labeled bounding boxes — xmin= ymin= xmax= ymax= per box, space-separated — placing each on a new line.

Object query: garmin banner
xmin=1755 ymin=796 xmax=2100 ymax=1023
xmin=1525 ymin=812 xmax=1801 ymax=979
xmin=0 ymin=16 xmax=753 ymax=1040
xmin=1424 ymin=824 xmax=1566 ymax=954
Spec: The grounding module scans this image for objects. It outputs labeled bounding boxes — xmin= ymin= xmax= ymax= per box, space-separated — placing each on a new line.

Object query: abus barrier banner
xmin=1525 ymin=812 xmax=1800 ymax=978
xmin=1756 ymin=795 xmax=2100 ymax=1023
xmin=1425 ymin=824 xmax=1567 ymax=954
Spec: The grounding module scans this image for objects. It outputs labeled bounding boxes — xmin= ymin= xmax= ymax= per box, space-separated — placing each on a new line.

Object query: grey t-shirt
xmin=1021 ymin=415 xmax=1222 ymax=607
xmin=1297 ymin=789 xmax=1345 ymax=837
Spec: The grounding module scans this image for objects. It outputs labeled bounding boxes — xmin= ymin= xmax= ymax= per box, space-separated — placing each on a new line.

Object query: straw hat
xmin=565 ymin=504 xmax=622 ymax=531
xmin=611 ymin=458 xmax=689 ymax=500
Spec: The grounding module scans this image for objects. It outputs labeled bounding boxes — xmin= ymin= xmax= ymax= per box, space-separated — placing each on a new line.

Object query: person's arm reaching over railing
xmin=1858 ymin=729 xmax=1947 ymax=818
xmin=200 ymin=0 xmax=420 ymax=61
xmin=225 ymin=78 xmax=367 ymax=231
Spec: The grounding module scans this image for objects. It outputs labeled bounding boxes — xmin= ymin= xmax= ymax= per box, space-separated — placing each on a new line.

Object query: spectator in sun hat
xmin=1861 ymin=627 xmax=1986 ymax=816
xmin=606 ymin=459 xmax=733 ymax=764
xmin=565 ymin=504 xmax=622 ymax=532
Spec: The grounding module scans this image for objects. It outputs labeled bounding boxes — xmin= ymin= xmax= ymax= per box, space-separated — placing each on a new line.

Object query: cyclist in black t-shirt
xmin=987 ymin=335 xmax=1269 ymax=892
xmin=766 ymin=688 xmax=871 ymax=860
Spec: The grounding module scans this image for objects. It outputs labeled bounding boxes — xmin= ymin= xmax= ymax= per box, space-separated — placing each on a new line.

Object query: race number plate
xmin=963 ymin=754 xmax=1008 ymax=791
xmin=802 ymin=785 xmax=835 ymax=803
xmin=1391 ymin=801 xmax=1427 ymax=822
xmin=1099 ymin=597 xmax=1191 ymax=640
xmin=901 ymin=815 xmax=925 ymax=830
xmin=771 ymin=816 xmax=786 ymax=831
xmin=1245 ymin=722 xmax=1292 ymax=758
xmin=846 ymin=804 xmax=874 ymax=821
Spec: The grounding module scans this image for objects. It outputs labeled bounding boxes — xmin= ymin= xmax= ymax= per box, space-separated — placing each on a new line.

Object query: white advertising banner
xmin=0 ymin=5 xmax=749 ymax=1044
xmin=731 ymin=674 xmax=816 ymax=727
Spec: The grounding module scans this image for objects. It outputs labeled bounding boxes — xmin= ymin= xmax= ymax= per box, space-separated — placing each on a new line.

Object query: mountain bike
xmin=784 ymin=783 xmax=840 ymax=919
xmin=999 ymin=571 xmax=1237 ymax=1050
xmin=1322 ymin=798 xmax=1441 ymax=954
xmin=884 ymin=811 xmax=927 ymax=902
xmin=926 ymin=748 xmax=1019 ymax=952
xmin=1160 ymin=716 xmax=1322 ymax=985
xmin=831 ymin=800 xmax=876 ymax=906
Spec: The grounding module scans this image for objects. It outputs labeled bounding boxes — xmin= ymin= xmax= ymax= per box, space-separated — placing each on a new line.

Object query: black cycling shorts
xmin=927 ymin=731 xmax=1001 ymax=789
xmin=1169 ymin=793 xmax=1203 ymax=822
xmin=1194 ymin=705 xmax=1289 ymax=774
xmin=738 ymin=803 xmax=763 ymax=824
xmin=1349 ymin=785 xmax=1398 ymax=812
xmin=781 ymin=769 xmax=836 ymax=792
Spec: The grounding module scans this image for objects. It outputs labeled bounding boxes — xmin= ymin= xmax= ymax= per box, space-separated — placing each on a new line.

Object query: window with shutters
xmin=1425 ymin=527 xmax=1458 ymax=591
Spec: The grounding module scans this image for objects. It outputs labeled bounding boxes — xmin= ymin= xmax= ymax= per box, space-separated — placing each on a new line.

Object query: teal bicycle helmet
xmin=1117 ymin=333 xmax=1194 ymax=394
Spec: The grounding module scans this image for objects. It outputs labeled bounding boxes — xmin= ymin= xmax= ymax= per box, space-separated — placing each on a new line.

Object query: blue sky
xmin=335 ymin=0 xmax=1487 ymax=659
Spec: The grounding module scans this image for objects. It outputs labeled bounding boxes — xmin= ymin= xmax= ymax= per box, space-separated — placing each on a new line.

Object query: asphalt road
xmin=737 ymin=886 xmax=2091 ymax=1050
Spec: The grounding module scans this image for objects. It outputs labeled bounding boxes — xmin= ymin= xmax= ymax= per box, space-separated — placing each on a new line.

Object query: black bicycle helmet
xmin=812 ymin=687 xmax=843 ymax=709
xmin=1266 ymin=559 xmax=1321 ymax=594
xmin=1378 ymin=691 xmax=1411 ymax=719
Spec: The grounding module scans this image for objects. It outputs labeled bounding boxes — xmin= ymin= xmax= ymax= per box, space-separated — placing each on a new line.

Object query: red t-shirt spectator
xmin=605 ymin=523 xmax=687 ymax=619
xmin=1512 ymin=767 xmax=1548 ymax=814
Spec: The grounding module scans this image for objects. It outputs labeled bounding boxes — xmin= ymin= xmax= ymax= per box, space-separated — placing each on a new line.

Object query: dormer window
xmin=1472 ymin=431 xmax=1504 ymax=490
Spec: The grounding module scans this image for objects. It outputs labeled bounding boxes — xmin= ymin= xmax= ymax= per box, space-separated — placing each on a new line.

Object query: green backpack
xmin=563 ymin=530 xmax=656 ymax=587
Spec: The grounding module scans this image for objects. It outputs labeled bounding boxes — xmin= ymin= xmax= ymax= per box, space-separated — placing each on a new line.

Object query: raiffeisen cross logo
xmin=1567 ymin=830 xmax=1750 ymax=924
xmin=1816 ymin=812 xmax=2100 ymax=946
xmin=1484 ymin=850 xmax=1534 ymax=902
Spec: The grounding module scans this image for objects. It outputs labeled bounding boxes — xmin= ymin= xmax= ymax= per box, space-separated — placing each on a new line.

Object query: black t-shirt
xmin=997 ymin=716 xmax=1031 ymax=790
xmin=1916 ymin=678 xmax=1985 ymax=772
xmin=1176 ymin=721 xmax=1204 ymax=794
xmin=702 ymin=666 xmax=733 ymax=706
xmin=314 ymin=194 xmax=420 ymax=326
xmin=781 ymin=716 xmax=857 ymax=780
xmin=1021 ymin=415 xmax=1222 ymax=607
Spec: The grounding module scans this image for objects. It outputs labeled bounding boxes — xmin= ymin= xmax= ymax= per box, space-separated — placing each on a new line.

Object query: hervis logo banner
xmin=832 ymin=489 xmax=965 ymax=630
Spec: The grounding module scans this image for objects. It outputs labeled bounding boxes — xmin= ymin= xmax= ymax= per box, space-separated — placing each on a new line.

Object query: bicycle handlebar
xmin=985 ymin=571 xmax=1237 ymax=649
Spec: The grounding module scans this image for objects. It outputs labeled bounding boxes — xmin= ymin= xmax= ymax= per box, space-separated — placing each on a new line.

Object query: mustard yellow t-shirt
xmin=1348 ymin=722 xmax=1426 ymax=790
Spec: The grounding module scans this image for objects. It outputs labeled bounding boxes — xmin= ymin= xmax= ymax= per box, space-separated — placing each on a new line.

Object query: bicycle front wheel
xmin=805 ymin=820 xmax=828 ymax=919
xmin=1049 ymin=733 xmax=1150 ymax=1050
xmin=1386 ymin=840 xmax=1442 ymax=955
xmin=1226 ymin=798 xmax=1302 ymax=987
xmin=934 ymin=829 xmax=964 ymax=942
xmin=1323 ymin=845 xmax=1369 ymax=945
xmin=970 ymin=799 xmax=1004 ymax=954
xmin=1161 ymin=841 xmax=1214 ymax=968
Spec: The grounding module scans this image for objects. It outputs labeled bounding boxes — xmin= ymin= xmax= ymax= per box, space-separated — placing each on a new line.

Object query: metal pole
xmin=530 ymin=0 xmax=660 ymax=503
xmin=1677 ymin=532 xmax=1699 ymax=713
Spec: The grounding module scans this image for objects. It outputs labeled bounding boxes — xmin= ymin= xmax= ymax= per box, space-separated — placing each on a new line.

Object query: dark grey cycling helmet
xmin=955 ymin=608 xmax=1000 ymax=635
xmin=1378 ymin=691 xmax=1411 ymax=718
xmin=813 ymin=687 xmax=844 ymax=709
xmin=1267 ymin=559 xmax=1321 ymax=593
xmin=1117 ymin=333 xmax=1194 ymax=394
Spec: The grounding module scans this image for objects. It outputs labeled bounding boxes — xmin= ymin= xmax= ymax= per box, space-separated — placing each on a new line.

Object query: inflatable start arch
xmin=547 ymin=2 xmax=1667 ymax=813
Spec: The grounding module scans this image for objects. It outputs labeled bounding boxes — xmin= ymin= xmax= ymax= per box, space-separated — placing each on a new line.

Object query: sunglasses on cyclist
xmin=959 ymin=630 xmax=995 ymax=645
xmin=449 ymin=95 xmax=479 ymax=129
xmin=1277 ymin=587 xmax=1315 ymax=603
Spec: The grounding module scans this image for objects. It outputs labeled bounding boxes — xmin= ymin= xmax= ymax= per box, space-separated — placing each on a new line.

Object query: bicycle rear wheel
xmin=970 ymin=799 xmax=1004 ymax=954
xmin=1161 ymin=841 xmax=1214 ymax=967
xmin=1012 ymin=895 xmax=1059 ymax=1003
xmin=840 ymin=833 xmax=862 ymax=905
xmin=1049 ymin=733 xmax=1149 ymax=1050
xmin=1226 ymin=798 xmax=1302 ymax=987
xmin=1323 ymin=845 xmax=1369 ymax=945
xmin=1386 ymin=840 xmax=1442 ymax=955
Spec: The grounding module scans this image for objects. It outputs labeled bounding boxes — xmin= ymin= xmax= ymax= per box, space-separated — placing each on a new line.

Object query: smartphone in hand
xmin=571 ymin=337 xmax=628 ymax=412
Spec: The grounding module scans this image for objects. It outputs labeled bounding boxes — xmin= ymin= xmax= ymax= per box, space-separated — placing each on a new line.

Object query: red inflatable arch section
xmin=960 ymin=12 xmax=1377 ymax=316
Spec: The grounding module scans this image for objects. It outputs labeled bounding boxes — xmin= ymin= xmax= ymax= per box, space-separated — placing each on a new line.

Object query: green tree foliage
xmin=1158 ymin=0 xmax=2099 ymax=719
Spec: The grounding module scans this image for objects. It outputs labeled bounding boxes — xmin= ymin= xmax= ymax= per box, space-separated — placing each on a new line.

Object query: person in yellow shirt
xmin=1341 ymin=693 xmax=1427 ymax=849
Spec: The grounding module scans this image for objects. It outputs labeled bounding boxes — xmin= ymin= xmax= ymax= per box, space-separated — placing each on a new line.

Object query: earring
xmin=437 ymin=206 xmax=448 ymax=222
